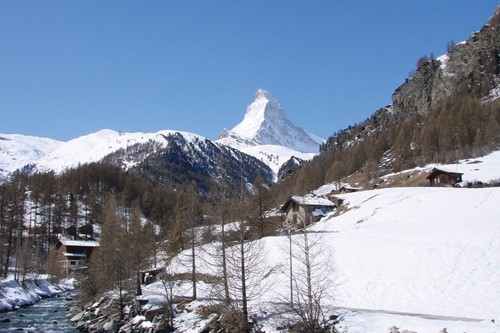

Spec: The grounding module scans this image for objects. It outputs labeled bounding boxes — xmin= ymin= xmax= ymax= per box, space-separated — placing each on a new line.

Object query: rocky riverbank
xmin=66 ymin=293 xmax=174 ymax=333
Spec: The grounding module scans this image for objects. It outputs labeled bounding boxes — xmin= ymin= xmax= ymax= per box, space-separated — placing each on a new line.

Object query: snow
xmin=2 ymin=148 xmax=499 ymax=332
xmin=0 ymin=129 xmax=206 ymax=176
xmin=437 ymin=53 xmax=450 ymax=76
xmin=0 ymin=275 xmax=74 ymax=312
xmin=0 ymin=133 xmax=63 ymax=178
xmin=161 ymin=153 xmax=500 ymax=333
xmin=218 ymin=89 xmax=324 ymax=160
xmin=112 ymin=149 xmax=500 ymax=331
xmin=35 ymin=129 xmax=204 ymax=173
xmin=381 ymin=150 xmax=500 ymax=185
xmin=1 ymin=90 xmax=323 ymax=180
xmin=216 ymin=88 xmax=327 ymax=179
xmin=58 ymin=239 xmax=100 ymax=248
xmin=231 ymin=89 xmax=272 ymax=140
xmin=216 ymin=136 xmax=316 ymax=176
xmin=486 ymin=83 xmax=500 ymax=101
xmin=288 ymin=195 xmax=335 ymax=207
xmin=311 ymin=188 xmax=499 ymax=319
xmin=313 ymin=182 xmax=345 ymax=195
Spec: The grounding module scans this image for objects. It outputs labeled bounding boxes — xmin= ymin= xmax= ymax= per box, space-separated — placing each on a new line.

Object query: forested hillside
xmin=271 ymin=96 xmax=500 ymax=206
xmin=0 ymin=163 xmax=177 ymax=277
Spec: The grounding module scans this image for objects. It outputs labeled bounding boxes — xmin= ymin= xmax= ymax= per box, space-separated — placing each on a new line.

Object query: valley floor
xmin=2 ymin=187 xmax=497 ymax=332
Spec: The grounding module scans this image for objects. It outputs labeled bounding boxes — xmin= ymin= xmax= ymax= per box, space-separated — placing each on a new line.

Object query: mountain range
xmin=0 ymin=90 xmax=323 ymax=184
xmin=2 ymin=7 xmax=500 ymax=191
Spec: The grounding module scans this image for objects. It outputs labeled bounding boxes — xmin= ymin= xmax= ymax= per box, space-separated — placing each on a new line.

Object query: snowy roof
xmin=62 ymin=252 xmax=87 ymax=258
xmin=59 ymin=239 xmax=100 ymax=248
xmin=282 ymin=195 xmax=335 ymax=210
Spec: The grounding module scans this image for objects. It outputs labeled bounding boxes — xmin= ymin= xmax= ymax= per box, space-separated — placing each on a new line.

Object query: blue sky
xmin=1 ymin=1 xmax=498 ymax=142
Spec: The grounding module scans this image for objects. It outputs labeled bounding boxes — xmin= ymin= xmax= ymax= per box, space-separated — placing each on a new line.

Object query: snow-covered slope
xmin=35 ymin=129 xmax=203 ymax=173
xmin=157 ymin=185 xmax=499 ymax=332
xmin=216 ymin=138 xmax=316 ymax=177
xmin=153 ymin=149 xmax=500 ymax=332
xmin=217 ymin=89 xmax=324 ymax=175
xmin=314 ymin=187 xmax=499 ymax=318
xmin=0 ymin=133 xmax=63 ymax=179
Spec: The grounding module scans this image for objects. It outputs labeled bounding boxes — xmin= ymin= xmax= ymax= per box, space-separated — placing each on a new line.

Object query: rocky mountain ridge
xmin=321 ymin=6 xmax=500 ymax=154
xmin=1 ymin=89 xmax=322 ymax=185
xmin=392 ymin=9 xmax=500 ymax=119
xmin=103 ymin=131 xmax=274 ymax=192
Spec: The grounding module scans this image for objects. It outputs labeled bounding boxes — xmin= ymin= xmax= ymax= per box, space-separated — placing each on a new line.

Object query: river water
xmin=0 ymin=292 xmax=80 ymax=333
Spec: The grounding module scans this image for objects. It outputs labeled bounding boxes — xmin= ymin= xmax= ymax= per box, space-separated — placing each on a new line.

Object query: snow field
xmin=159 ymin=186 xmax=499 ymax=332
xmin=312 ymin=187 xmax=500 ymax=320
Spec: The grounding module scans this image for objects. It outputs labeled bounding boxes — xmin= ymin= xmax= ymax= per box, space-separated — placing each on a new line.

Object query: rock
xmin=277 ymin=156 xmax=306 ymax=181
xmin=102 ymin=319 xmax=115 ymax=331
xmin=439 ymin=329 xmax=448 ymax=333
xmin=145 ymin=307 xmax=167 ymax=322
xmin=392 ymin=7 xmax=500 ymax=118
xmin=0 ymin=318 xmax=11 ymax=323
xmin=118 ymin=320 xmax=134 ymax=333
xmin=70 ymin=310 xmax=85 ymax=322
xmin=389 ymin=327 xmax=400 ymax=333
xmin=154 ymin=329 xmax=172 ymax=333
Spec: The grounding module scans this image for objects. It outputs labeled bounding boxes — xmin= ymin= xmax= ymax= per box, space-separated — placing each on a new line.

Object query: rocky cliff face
xmin=277 ymin=156 xmax=306 ymax=182
xmin=392 ymin=6 xmax=500 ymax=118
xmin=321 ymin=6 xmax=500 ymax=154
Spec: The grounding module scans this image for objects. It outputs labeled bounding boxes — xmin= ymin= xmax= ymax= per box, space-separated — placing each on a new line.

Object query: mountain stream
xmin=0 ymin=292 xmax=79 ymax=333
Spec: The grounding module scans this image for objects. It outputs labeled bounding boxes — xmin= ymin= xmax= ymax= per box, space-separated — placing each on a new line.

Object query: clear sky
xmin=1 ymin=1 xmax=498 ymax=142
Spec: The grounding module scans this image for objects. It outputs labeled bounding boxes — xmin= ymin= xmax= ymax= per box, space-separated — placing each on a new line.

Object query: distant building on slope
xmin=339 ymin=185 xmax=360 ymax=194
xmin=281 ymin=195 xmax=336 ymax=227
xmin=426 ymin=168 xmax=464 ymax=186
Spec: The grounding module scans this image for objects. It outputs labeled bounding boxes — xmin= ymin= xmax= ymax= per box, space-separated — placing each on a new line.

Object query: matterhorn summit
xmin=217 ymin=89 xmax=324 ymax=178
xmin=219 ymin=89 xmax=323 ymax=153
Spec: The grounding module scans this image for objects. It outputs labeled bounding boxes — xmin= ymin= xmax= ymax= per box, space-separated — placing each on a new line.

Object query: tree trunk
xmin=221 ymin=220 xmax=230 ymax=304
xmin=3 ymin=224 xmax=13 ymax=278
xmin=239 ymin=229 xmax=249 ymax=332
xmin=136 ymin=271 xmax=142 ymax=296
xmin=191 ymin=227 xmax=197 ymax=300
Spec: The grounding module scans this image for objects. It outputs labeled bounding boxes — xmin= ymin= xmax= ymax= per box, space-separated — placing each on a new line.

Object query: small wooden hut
xmin=426 ymin=168 xmax=463 ymax=186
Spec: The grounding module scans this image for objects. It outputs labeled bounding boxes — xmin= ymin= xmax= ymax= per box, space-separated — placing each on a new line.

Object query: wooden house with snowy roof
xmin=281 ymin=195 xmax=336 ymax=227
xmin=56 ymin=239 xmax=100 ymax=273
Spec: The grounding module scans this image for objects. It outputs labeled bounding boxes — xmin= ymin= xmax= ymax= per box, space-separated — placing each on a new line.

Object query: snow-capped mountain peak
xmin=232 ymin=89 xmax=286 ymax=139
xmin=219 ymin=89 xmax=324 ymax=154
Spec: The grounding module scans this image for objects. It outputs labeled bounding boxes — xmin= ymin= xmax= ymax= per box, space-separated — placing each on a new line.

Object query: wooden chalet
xmin=56 ymin=239 xmax=99 ymax=273
xmin=426 ymin=168 xmax=464 ymax=186
xmin=281 ymin=195 xmax=336 ymax=227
